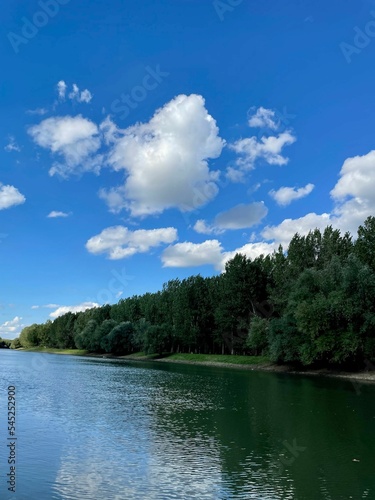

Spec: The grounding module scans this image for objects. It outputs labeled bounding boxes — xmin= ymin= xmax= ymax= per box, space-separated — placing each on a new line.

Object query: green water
xmin=0 ymin=350 xmax=374 ymax=499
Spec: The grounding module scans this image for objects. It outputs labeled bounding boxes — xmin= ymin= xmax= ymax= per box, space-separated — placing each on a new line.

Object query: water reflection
xmin=0 ymin=351 xmax=374 ymax=499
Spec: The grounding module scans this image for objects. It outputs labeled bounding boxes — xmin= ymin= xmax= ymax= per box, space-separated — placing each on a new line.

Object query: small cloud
xmin=248 ymin=107 xmax=279 ymax=130
xmin=193 ymin=219 xmax=224 ymax=235
xmin=4 ymin=136 xmax=21 ymax=153
xmin=86 ymin=226 xmax=178 ymax=260
xmin=50 ymin=302 xmax=99 ymax=319
xmin=63 ymin=82 xmax=93 ymax=104
xmin=68 ymin=83 xmax=80 ymax=101
xmin=0 ymin=316 xmax=24 ymax=339
xmin=162 ymin=240 xmax=224 ymax=269
xmin=269 ymin=183 xmax=315 ymax=206
xmin=230 ymin=131 xmax=297 ymax=171
xmin=47 ymin=211 xmax=71 ymax=218
xmin=0 ymin=183 xmax=26 ymax=210
xmin=247 ymin=182 xmax=262 ymax=194
xmin=32 ymin=303 xmax=60 ymax=310
xmin=57 ymin=80 xmax=67 ymax=100
xmin=225 ymin=167 xmax=245 ymax=183
xmin=79 ymin=89 xmax=93 ymax=104
xmin=28 ymin=115 xmax=102 ymax=178
xmin=26 ymin=108 xmax=48 ymax=116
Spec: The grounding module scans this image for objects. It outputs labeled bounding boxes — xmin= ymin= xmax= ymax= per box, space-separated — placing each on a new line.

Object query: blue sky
xmin=1 ymin=0 xmax=375 ymax=338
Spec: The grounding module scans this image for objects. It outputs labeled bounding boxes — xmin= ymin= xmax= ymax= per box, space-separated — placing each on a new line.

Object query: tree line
xmin=0 ymin=338 xmax=11 ymax=348
xmin=12 ymin=216 xmax=375 ymax=368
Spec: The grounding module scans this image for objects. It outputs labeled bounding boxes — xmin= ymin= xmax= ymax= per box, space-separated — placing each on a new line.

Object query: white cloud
xmin=4 ymin=136 xmax=21 ymax=153
xmin=0 ymin=184 xmax=26 ymax=210
xmin=162 ymin=239 xmax=279 ymax=272
xmin=225 ymin=166 xmax=245 ymax=183
xmin=162 ymin=240 xmax=224 ymax=269
xmin=248 ymin=107 xmax=279 ymax=130
xmin=100 ymin=115 xmax=118 ymax=145
xmin=230 ymin=131 xmax=296 ymax=171
xmin=221 ymin=241 xmax=279 ymax=270
xmin=79 ymin=89 xmax=93 ymax=104
xmin=0 ymin=317 xmax=23 ymax=339
xmin=57 ymin=80 xmax=67 ymax=100
xmin=261 ymin=212 xmax=331 ymax=247
xmin=253 ymin=150 xmax=375 ymax=250
xmin=86 ymin=226 xmax=178 ymax=260
xmin=26 ymin=108 xmax=48 ymax=116
xmin=47 ymin=211 xmax=71 ymax=218
xmin=331 ymin=150 xmax=375 ymax=202
xmin=100 ymin=94 xmax=225 ymax=216
xmin=31 ymin=304 xmax=59 ymax=310
xmin=329 ymin=150 xmax=375 ymax=235
xmin=50 ymin=302 xmax=99 ymax=319
xmin=28 ymin=115 xmax=102 ymax=178
xmin=165 ymin=150 xmax=375 ymax=272
xmin=68 ymin=83 xmax=93 ymax=104
xmin=269 ymin=183 xmax=315 ymax=206
xmin=331 ymin=197 xmax=373 ymax=238
xmin=193 ymin=220 xmax=224 ymax=235
xmin=68 ymin=83 xmax=79 ymax=101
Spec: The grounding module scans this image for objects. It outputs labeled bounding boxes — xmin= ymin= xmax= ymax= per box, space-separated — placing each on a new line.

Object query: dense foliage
xmin=0 ymin=338 xmax=11 ymax=348
xmin=13 ymin=216 xmax=375 ymax=368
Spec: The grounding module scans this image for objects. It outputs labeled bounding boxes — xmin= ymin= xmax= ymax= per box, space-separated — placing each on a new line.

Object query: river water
xmin=0 ymin=350 xmax=374 ymax=499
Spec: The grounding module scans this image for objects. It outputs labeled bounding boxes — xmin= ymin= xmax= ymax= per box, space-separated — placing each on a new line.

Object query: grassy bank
xmin=17 ymin=348 xmax=269 ymax=365
xmin=18 ymin=347 xmax=88 ymax=356
xmin=160 ymin=353 xmax=270 ymax=365
xmin=84 ymin=351 xmax=375 ymax=383
xmin=96 ymin=351 xmax=269 ymax=365
xmin=13 ymin=348 xmax=375 ymax=383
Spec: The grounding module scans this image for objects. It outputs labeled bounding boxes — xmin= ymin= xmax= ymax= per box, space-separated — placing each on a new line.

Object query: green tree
xmin=101 ymin=321 xmax=134 ymax=354
xmin=355 ymin=216 xmax=375 ymax=270
xmin=10 ymin=338 xmax=22 ymax=349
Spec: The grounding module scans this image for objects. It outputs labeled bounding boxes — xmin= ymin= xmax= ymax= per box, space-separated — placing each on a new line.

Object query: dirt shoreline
xmin=83 ymin=352 xmax=375 ymax=385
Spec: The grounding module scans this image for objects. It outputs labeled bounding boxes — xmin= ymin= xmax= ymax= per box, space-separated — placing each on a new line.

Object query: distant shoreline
xmin=13 ymin=347 xmax=375 ymax=385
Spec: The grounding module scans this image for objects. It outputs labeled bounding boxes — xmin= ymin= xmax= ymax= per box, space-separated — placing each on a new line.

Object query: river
xmin=0 ymin=350 xmax=374 ymax=499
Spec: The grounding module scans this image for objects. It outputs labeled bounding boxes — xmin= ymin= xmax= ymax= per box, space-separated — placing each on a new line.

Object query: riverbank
xmin=16 ymin=347 xmax=375 ymax=384
xmin=119 ymin=352 xmax=375 ymax=384
xmin=16 ymin=347 xmax=88 ymax=356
